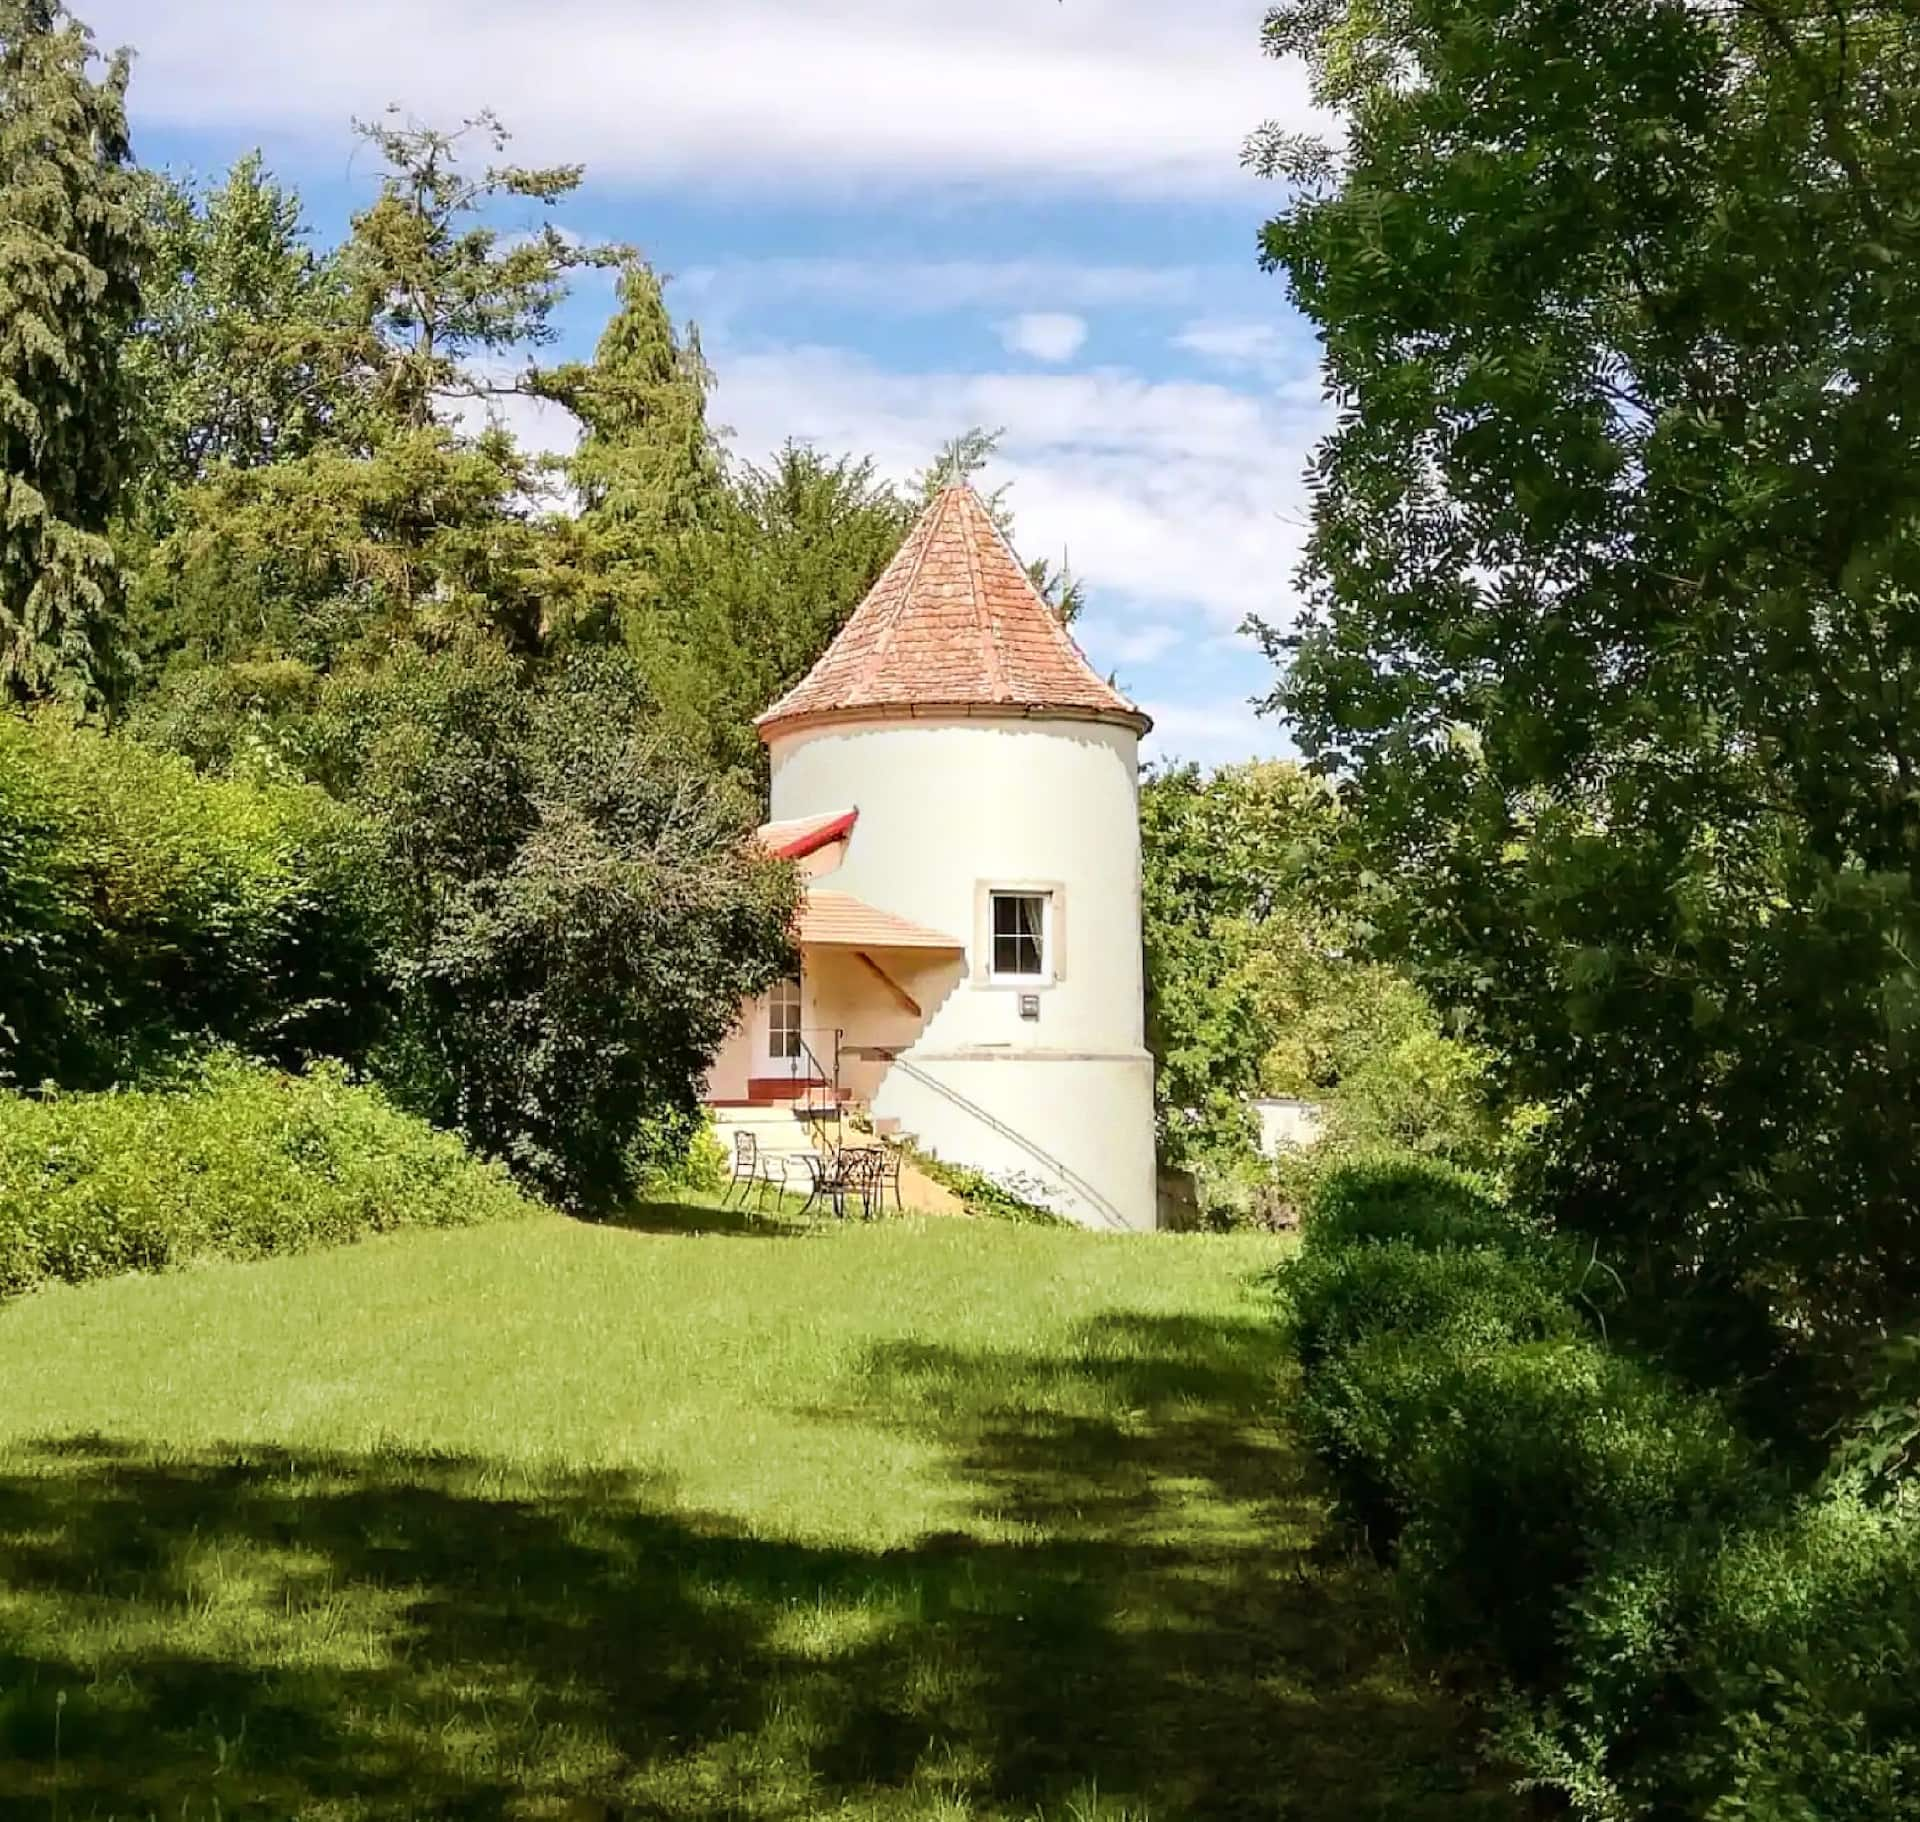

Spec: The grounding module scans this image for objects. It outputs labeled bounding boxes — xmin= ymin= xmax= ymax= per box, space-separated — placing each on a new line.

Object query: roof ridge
xmin=954 ymin=488 xmax=1011 ymax=697
xmin=860 ymin=484 xmax=949 ymax=685
xmin=969 ymin=484 xmax=1125 ymax=696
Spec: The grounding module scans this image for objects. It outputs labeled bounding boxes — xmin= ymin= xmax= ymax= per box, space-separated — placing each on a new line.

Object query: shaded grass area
xmin=0 ymin=1208 xmax=1516 ymax=1820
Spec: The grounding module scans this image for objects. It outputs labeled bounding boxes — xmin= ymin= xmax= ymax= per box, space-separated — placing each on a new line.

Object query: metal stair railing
xmin=788 ymin=1026 xmax=845 ymax=1152
xmin=888 ymin=1056 xmax=1130 ymax=1231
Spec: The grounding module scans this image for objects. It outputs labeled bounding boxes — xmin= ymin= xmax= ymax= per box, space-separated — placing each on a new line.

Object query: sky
xmin=88 ymin=0 xmax=1331 ymax=766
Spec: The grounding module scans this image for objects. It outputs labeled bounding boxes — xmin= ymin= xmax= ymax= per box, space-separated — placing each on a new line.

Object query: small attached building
xmin=706 ymin=482 xmax=1158 ymax=1231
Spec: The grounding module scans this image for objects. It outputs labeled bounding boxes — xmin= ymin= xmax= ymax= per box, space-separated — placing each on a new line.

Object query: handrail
xmin=888 ymin=1056 xmax=1130 ymax=1232
xmin=788 ymin=1025 xmax=844 ymax=1150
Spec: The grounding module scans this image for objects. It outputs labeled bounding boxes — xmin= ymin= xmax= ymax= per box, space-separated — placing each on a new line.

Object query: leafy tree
xmin=132 ymin=112 xmax=620 ymax=677
xmin=532 ymin=260 xmax=721 ymax=645
xmin=343 ymin=108 xmax=623 ymax=430
xmin=124 ymin=154 xmax=371 ymax=515
xmin=140 ymin=425 xmax=560 ymax=669
xmin=638 ymin=443 xmax=916 ymax=774
xmin=306 ymin=645 xmax=799 ymax=1209
xmin=1251 ymin=0 xmax=1920 ymax=1408
xmin=129 ymin=644 xmax=801 ymax=1209
xmin=0 ymin=708 xmax=391 ymax=1091
xmin=0 ymin=0 xmax=142 ymax=702
xmin=1141 ymin=760 xmax=1507 ymax=1207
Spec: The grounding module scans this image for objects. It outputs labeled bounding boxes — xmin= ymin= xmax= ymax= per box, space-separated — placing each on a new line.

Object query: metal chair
xmin=844 ymin=1146 xmax=889 ymax=1221
xmin=724 ymin=1129 xmax=760 ymax=1206
xmin=876 ymin=1143 xmax=905 ymax=1213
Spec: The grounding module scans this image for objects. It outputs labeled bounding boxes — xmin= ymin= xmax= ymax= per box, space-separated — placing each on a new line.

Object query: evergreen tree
xmin=343 ymin=108 xmax=622 ymax=430
xmin=126 ymin=153 xmax=372 ymax=516
xmin=0 ymin=0 xmax=142 ymax=702
xmin=533 ymin=261 xmax=721 ymax=644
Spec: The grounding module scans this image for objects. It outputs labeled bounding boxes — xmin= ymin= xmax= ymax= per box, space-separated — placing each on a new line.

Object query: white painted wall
xmin=767 ymin=713 xmax=1158 ymax=1230
xmin=1252 ymin=1096 xmax=1325 ymax=1157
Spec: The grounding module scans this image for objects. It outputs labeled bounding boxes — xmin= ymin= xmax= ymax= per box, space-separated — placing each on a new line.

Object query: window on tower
xmin=989 ymin=891 xmax=1050 ymax=981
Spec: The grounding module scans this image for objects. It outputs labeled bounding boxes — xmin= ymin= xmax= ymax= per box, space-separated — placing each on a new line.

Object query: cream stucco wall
xmin=765 ymin=713 xmax=1158 ymax=1230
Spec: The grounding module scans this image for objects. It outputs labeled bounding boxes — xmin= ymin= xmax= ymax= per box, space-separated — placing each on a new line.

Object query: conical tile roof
xmin=755 ymin=483 xmax=1150 ymax=740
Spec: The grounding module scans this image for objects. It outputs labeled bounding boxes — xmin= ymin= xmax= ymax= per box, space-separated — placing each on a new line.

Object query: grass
xmin=0 ymin=1197 xmax=1517 ymax=1820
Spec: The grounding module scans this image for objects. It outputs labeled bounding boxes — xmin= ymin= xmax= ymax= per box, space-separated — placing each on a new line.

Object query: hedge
xmin=0 ymin=710 xmax=391 ymax=1092
xmin=0 ymin=1059 xmax=537 ymax=1299
xmin=1279 ymin=1155 xmax=1920 ymax=1818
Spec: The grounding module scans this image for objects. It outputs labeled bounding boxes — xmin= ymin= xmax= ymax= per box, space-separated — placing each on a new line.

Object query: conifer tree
xmin=545 ymin=261 xmax=717 ymax=531
xmin=0 ymin=0 xmax=142 ymax=701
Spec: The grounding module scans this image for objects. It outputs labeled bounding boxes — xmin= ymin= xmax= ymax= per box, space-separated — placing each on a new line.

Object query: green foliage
xmin=1254 ymin=0 xmax=1920 ymax=1417
xmin=0 ymin=708 xmax=391 ymax=1090
xmin=1282 ymin=1155 xmax=1920 ymax=1817
xmin=537 ymin=259 xmax=719 ymax=642
xmin=341 ymin=108 xmax=623 ymax=431
xmin=635 ymin=443 xmax=916 ymax=775
xmin=142 ymin=425 xmax=560 ymax=668
xmin=0 ymin=1055 xmax=534 ymax=1298
xmin=1141 ymin=761 xmax=1516 ymax=1215
xmin=140 ymin=643 xmax=802 ymax=1210
xmin=0 ymin=0 xmax=143 ymax=702
xmin=123 ymin=153 xmax=370 ymax=518
xmin=909 ymin=1150 xmax=1067 ymax=1225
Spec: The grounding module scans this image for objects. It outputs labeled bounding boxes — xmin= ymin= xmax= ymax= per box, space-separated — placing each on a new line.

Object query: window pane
xmin=989 ymin=894 xmax=1046 ymax=977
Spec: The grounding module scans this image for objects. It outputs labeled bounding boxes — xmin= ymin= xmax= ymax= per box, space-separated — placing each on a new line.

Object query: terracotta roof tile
xmin=756 ymin=484 xmax=1150 ymax=739
xmin=797 ymin=890 xmax=963 ymax=950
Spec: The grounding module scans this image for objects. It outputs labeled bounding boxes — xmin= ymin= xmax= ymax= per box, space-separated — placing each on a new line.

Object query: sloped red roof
xmin=797 ymin=890 xmax=963 ymax=950
xmin=756 ymin=808 xmax=858 ymax=860
xmin=755 ymin=483 xmax=1150 ymax=740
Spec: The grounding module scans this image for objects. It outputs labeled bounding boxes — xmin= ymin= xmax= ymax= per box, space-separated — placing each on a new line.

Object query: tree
xmin=1251 ymin=0 xmax=1920 ymax=1409
xmin=0 ymin=0 xmax=142 ymax=702
xmin=637 ymin=443 xmax=916 ymax=775
xmin=124 ymin=153 xmax=372 ymax=515
xmin=308 ymin=644 xmax=798 ymax=1209
xmin=343 ymin=108 xmax=623 ymax=431
xmin=532 ymin=260 xmax=721 ymax=644
xmin=1141 ymin=759 xmax=1504 ymax=1206
xmin=132 ymin=112 xmax=621 ymax=676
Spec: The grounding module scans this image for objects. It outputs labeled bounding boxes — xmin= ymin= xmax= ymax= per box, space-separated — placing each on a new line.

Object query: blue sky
xmin=87 ymin=0 xmax=1330 ymax=765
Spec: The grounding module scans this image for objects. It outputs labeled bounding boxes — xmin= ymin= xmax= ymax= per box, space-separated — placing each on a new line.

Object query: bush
xmin=1303 ymin=1152 xmax=1528 ymax=1253
xmin=1276 ymin=1154 xmax=1920 ymax=1818
xmin=0 ymin=1058 xmax=536 ymax=1298
xmin=1280 ymin=1236 xmax=1587 ymax=1374
xmin=0 ymin=710 xmax=391 ymax=1091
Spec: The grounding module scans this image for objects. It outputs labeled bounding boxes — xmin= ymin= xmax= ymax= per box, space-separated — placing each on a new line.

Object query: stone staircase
xmin=708 ymin=1101 xmax=965 ymax=1216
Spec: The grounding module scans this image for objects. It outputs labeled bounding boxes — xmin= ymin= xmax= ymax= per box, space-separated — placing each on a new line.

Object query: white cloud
xmin=708 ymin=343 xmax=1329 ymax=631
xmin=998 ymin=312 xmax=1089 ymax=363
xmin=1175 ymin=319 xmax=1289 ymax=365
xmin=1139 ymin=699 xmax=1293 ymax=765
xmin=95 ymin=0 xmax=1320 ymax=196
xmin=1109 ymin=623 xmax=1182 ymax=665
xmin=681 ymin=259 xmax=1214 ymax=318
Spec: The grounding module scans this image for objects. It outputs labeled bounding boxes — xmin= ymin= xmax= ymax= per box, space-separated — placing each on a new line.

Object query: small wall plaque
xmin=1018 ymin=993 xmax=1041 ymax=1021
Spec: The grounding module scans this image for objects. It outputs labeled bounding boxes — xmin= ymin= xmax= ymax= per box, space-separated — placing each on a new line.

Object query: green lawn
xmin=0 ymin=1202 xmax=1513 ymax=1821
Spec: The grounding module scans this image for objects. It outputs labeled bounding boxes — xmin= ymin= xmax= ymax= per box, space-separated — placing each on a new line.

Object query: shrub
xmin=1280 ymin=1155 xmax=1920 ymax=1821
xmin=0 ymin=1058 xmax=536 ymax=1298
xmin=0 ymin=710 xmax=392 ymax=1091
xmin=1302 ymin=1151 xmax=1540 ymax=1253
xmin=1280 ymin=1236 xmax=1587 ymax=1374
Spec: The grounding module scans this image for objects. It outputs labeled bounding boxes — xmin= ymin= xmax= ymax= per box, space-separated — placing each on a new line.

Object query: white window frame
xmin=765 ymin=977 xmax=803 ymax=1061
xmin=986 ymin=889 xmax=1053 ymax=984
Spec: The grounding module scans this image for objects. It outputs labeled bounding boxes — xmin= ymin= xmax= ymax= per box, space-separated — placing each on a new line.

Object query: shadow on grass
xmin=0 ymin=1314 xmax=1513 ymax=1820
xmin=608 ymin=1193 xmax=819 ymax=1239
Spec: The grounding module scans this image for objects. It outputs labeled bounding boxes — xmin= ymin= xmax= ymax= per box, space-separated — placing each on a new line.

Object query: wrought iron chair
xmin=843 ymin=1146 xmax=889 ymax=1221
xmin=724 ymin=1129 xmax=760 ymax=1207
xmin=879 ymin=1143 xmax=906 ymax=1213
